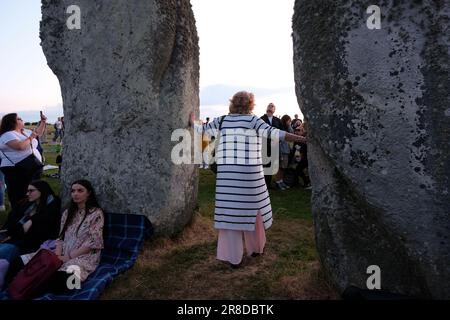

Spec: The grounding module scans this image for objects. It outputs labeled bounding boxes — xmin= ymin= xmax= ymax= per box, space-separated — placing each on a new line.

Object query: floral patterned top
xmin=57 ymin=208 xmax=104 ymax=282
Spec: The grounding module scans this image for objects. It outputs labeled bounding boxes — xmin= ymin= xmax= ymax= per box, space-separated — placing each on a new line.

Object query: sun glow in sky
xmin=0 ymin=0 xmax=302 ymax=122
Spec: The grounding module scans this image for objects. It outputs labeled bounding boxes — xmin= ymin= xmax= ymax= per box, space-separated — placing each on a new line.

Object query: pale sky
xmin=192 ymin=0 xmax=301 ymax=119
xmin=0 ymin=1 xmax=62 ymax=121
xmin=0 ymin=0 xmax=302 ymax=122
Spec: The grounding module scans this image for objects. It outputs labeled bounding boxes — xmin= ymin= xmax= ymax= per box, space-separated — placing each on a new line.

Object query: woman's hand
xmin=189 ymin=112 xmax=195 ymax=127
xmin=23 ymin=220 xmax=33 ymax=233
xmin=57 ymin=254 xmax=70 ymax=263
xmin=54 ymin=241 xmax=63 ymax=256
xmin=32 ymin=112 xmax=48 ymax=137
xmin=40 ymin=112 xmax=47 ymax=122
xmin=285 ymin=132 xmax=307 ymax=143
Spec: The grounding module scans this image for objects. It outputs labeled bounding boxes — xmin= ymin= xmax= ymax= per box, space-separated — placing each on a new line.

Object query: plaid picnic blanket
xmin=0 ymin=212 xmax=153 ymax=300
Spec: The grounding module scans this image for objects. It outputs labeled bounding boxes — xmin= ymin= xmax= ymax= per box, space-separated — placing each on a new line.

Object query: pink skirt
xmin=216 ymin=211 xmax=266 ymax=265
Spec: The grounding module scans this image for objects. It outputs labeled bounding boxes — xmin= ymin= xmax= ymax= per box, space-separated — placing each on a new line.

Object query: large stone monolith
xmin=293 ymin=1 xmax=449 ymax=298
xmin=40 ymin=0 xmax=199 ymax=234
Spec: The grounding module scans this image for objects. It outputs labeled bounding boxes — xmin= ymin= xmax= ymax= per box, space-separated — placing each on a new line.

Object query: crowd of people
xmin=260 ymin=103 xmax=310 ymax=191
xmin=201 ymin=102 xmax=311 ymax=191
xmin=0 ymin=91 xmax=311 ymax=296
xmin=0 ymin=112 xmax=103 ymax=298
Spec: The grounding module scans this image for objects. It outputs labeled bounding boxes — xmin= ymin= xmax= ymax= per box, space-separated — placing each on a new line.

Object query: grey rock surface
xmin=41 ymin=0 xmax=199 ymax=234
xmin=293 ymin=0 xmax=449 ymax=298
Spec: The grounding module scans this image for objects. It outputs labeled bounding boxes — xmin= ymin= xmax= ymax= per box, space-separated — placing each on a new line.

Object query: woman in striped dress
xmin=190 ymin=91 xmax=306 ymax=267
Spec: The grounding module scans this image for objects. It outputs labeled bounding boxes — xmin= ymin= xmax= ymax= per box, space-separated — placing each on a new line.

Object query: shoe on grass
xmin=275 ymin=182 xmax=286 ymax=191
xmin=281 ymin=181 xmax=290 ymax=189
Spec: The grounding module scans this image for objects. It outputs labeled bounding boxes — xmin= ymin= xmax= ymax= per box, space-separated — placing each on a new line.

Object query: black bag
xmin=15 ymin=153 xmax=43 ymax=177
xmin=210 ymin=116 xmax=226 ymax=174
xmin=1 ymin=145 xmax=43 ymax=178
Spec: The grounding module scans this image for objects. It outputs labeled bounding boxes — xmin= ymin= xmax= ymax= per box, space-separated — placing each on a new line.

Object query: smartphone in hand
xmin=39 ymin=110 xmax=47 ymax=122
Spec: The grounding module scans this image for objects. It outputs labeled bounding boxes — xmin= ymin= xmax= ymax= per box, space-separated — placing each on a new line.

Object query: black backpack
xmin=210 ymin=116 xmax=226 ymax=174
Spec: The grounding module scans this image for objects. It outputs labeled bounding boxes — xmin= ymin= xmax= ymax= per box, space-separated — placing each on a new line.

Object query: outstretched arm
xmin=189 ymin=112 xmax=221 ymax=137
xmin=189 ymin=112 xmax=195 ymax=128
xmin=255 ymin=117 xmax=307 ymax=143
xmin=284 ymin=132 xmax=307 ymax=143
xmin=34 ymin=112 xmax=47 ymax=137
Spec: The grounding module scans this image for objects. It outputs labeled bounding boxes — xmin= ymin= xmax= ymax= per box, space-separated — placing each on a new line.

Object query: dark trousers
xmin=5 ymin=256 xmax=25 ymax=285
xmin=296 ymin=160 xmax=310 ymax=186
xmin=6 ymin=257 xmax=71 ymax=296
xmin=1 ymin=167 xmax=32 ymax=212
xmin=262 ymin=135 xmax=273 ymax=188
xmin=53 ymin=129 xmax=61 ymax=142
xmin=0 ymin=166 xmax=41 ymax=212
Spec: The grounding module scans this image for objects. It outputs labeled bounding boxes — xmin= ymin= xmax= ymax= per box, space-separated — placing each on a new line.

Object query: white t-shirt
xmin=0 ymin=129 xmax=42 ymax=167
xmin=55 ymin=120 xmax=63 ymax=130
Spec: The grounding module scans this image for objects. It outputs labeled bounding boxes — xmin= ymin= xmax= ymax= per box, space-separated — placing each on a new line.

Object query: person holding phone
xmin=0 ymin=112 xmax=47 ymax=211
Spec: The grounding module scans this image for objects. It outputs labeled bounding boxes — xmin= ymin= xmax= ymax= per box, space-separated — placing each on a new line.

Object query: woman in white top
xmin=0 ymin=113 xmax=47 ymax=211
xmin=189 ymin=91 xmax=306 ymax=267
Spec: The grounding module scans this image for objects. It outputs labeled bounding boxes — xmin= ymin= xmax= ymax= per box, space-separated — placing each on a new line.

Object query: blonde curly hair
xmin=229 ymin=91 xmax=255 ymax=115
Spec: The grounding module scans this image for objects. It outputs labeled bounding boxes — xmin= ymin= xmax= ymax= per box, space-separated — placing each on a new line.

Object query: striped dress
xmin=196 ymin=114 xmax=286 ymax=232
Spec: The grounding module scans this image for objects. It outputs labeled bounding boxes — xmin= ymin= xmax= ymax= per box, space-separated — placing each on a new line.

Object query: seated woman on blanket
xmin=0 ymin=180 xmax=61 ymax=263
xmin=5 ymin=179 xmax=104 ymax=294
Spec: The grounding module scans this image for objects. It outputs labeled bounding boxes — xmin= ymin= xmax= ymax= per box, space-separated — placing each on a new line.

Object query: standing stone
xmin=40 ymin=0 xmax=199 ymax=234
xmin=293 ymin=0 xmax=449 ymax=298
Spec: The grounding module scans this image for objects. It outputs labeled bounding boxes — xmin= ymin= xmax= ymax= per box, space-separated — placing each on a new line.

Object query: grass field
xmin=0 ymin=137 xmax=339 ymax=300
